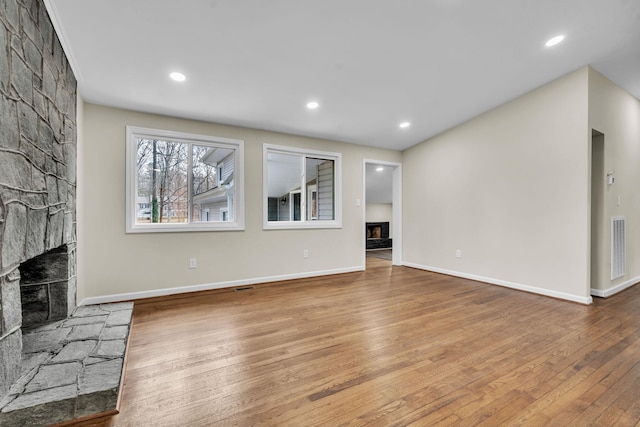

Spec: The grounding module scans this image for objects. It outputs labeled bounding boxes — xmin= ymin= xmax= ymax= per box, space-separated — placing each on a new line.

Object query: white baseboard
xmin=402 ymin=262 xmax=593 ymax=305
xmin=78 ymin=266 xmax=364 ymax=306
xmin=590 ymin=276 xmax=640 ymax=298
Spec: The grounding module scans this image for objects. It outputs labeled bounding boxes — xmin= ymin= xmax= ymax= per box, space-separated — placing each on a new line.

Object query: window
xmin=217 ymin=163 xmax=224 ymax=184
xmin=126 ymin=126 xmax=244 ymax=233
xmin=263 ymin=144 xmax=342 ymax=229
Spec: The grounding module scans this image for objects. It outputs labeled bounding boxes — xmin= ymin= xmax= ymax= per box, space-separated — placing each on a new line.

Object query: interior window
xmin=263 ymin=144 xmax=341 ymax=229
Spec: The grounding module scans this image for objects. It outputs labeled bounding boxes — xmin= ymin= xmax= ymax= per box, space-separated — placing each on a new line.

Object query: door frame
xmin=362 ymin=159 xmax=402 ymax=267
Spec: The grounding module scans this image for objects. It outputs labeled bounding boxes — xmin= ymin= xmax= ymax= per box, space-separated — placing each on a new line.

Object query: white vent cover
xmin=611 ymin=216 xmax=626 ymax=280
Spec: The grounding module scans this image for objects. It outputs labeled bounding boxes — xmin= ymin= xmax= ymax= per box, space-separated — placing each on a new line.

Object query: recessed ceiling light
xmin=545 ymin=35 xmax=565 ymax=47
xmin=376 ymin=166 xmax=384 ymax=172
xmin=399 ymin=121 xmax=411 ymax=129
xmin=306 ymin=101 xmax=319 ymax=109
xmin=169 ymin=72 xmax=186 ymax=82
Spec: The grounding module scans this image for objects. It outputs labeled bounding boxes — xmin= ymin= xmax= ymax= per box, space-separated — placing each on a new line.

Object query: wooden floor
xmin=366 ymin=249 xmax=393 ymax=261
xmin=71 ymin=258 xmax=640 ymax=426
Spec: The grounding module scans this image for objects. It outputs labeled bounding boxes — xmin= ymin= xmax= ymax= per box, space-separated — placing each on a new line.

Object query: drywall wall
xmin=588 ymin=68 xmax=640 ymax=295
xmin=590 ymin=130 xmax=605 ymax=295
xmin=366 ymin=203 xmax=393 ymax=238
xmin=402 ymin=67 xmax=591 ymax=303
xmin=79 ymin=103 xmax=400 ymax=302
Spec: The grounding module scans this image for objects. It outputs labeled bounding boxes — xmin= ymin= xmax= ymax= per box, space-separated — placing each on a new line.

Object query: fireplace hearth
xmin=0 ymin=302 xmax=133 ymax=426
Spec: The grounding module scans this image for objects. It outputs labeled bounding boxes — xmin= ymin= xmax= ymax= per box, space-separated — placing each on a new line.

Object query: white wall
xmin=588 ymin=68 xmax=640 ymax=295
xmin=365 ymin=203 xmax=393 ymax=238
xmin=402 ymin=67 xmax=591 ymax=303
xmin=79 ymin=103 xmax=400 ymax=302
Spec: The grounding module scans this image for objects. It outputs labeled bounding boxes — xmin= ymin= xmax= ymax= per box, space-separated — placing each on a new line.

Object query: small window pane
xmin=267 ymin=152 xmax=302 ymax=222
xmin=306 ymin=157 xmax=334 ymax=221
xmin=136 ymin=139 xmax=188 ymax=224
xmin=192 ymin=145 xmax=234 ymax=222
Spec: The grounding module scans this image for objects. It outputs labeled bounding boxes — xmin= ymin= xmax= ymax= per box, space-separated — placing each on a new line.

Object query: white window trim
xmin=126 ymin=126 xmax=245 ymax=233
xmin=263 ymin=143 xmax=342 ymax=230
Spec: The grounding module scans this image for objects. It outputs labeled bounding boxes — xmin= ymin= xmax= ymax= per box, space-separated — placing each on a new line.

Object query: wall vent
xmin=611 ymin=216 xmax=626 ymax=280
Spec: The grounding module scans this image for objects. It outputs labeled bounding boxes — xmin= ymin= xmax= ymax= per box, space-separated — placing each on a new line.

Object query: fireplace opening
xmin=19 ymin=245 xmax=72 ymax=329
xmin=366 ymin=222 xmax=389 ymax=239
xmin=367 ymin=226 xmax=382 ymax=239
xmin=365 ymin=222 xmax=392 ymax=250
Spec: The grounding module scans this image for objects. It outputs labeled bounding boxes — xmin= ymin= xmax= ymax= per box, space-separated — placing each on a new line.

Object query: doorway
xmin=363 ymin=160 xmax=402 ymax=268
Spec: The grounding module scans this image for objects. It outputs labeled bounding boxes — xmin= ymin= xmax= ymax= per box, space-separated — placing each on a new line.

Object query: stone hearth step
xmin=0 ymin=302 xmax=133 ymax=426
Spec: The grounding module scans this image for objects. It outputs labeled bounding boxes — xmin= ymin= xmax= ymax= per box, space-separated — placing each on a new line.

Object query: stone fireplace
xmin=0 ymin=0 xmax=78 ymax=398
xmin=0 ymin=3 xmax=132 ymax=424
xmin=1 ymin=4 xmax=132 ymax=425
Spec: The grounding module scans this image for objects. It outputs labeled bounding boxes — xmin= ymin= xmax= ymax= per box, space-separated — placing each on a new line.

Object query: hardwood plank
xmin=66 ymin=264 xmax=640 ymax=426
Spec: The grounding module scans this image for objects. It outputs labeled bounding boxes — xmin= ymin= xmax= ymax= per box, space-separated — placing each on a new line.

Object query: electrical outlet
xmin=303 ymin=250 xmax=309 ymax=258
xmin=189 ymin=258 xmax=197 ymax=269
xmin=455 ymin=250 xmax=462 ymax=258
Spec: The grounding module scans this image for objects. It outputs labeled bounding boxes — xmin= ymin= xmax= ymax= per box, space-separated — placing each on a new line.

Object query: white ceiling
xmin=366 ymin=164 xmax=393 ymax=204
xmin=46 ymin=0 xmax=640 ymax=151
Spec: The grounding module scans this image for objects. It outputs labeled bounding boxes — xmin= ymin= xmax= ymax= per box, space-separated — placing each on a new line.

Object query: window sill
xmin=126 ymin=222 xmax=245 ymax=233
xmin=263 ymin=221 xmax=342 ymax=230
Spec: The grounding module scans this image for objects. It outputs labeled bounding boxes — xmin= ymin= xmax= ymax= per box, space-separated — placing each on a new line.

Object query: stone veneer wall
xmin=0 ymin=0 xmax=77 ymax=397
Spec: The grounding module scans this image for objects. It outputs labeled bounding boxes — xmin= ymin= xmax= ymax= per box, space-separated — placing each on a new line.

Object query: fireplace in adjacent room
xmin=366 ymin=222 xmax=392 ymax=250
